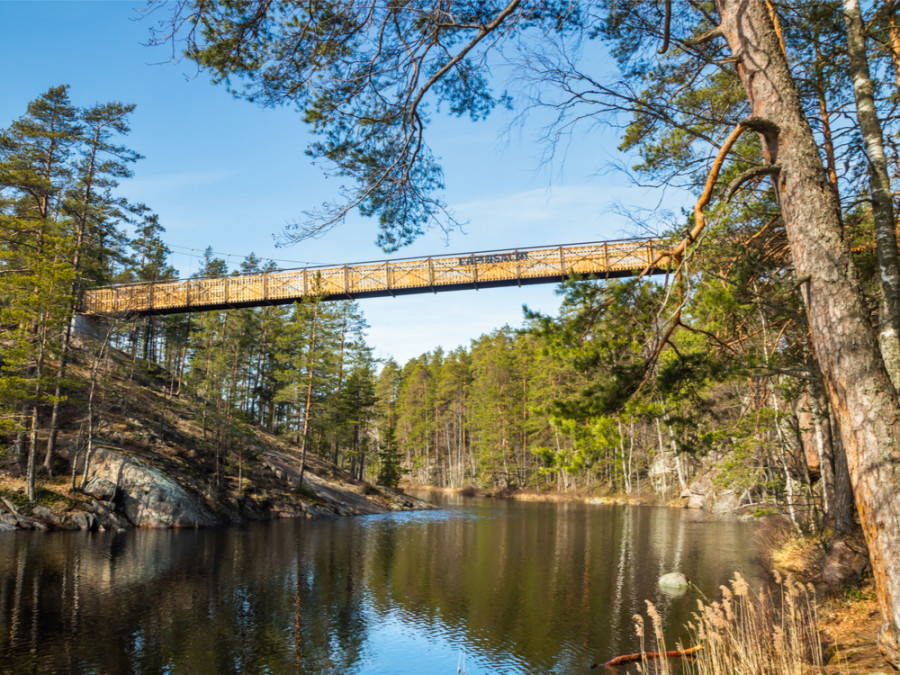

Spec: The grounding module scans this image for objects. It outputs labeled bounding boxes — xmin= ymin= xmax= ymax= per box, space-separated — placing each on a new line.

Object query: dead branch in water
xmin=597 ymin=643 xmax=703 ymax=668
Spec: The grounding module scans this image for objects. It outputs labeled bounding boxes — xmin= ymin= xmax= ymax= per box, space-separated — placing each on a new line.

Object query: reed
xmin=631 ymin=572 xmax=826 ymax=674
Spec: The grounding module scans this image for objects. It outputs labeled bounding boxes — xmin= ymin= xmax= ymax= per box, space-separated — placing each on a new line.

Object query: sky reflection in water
xmin=0 ymin=495 xmax=765 ymax=674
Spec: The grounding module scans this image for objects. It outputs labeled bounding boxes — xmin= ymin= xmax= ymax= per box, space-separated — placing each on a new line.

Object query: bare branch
xmin=683 ymin=25 xmax=723 ymax=46
xmin=725 ymin=165 xmax=781 ymax=202
xmin=658 ymin=0 xmax=672 ymax=54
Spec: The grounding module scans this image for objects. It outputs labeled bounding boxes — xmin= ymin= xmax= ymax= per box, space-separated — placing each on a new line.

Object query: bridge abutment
xmin=72 ymin=313 xmax=112 ymax=341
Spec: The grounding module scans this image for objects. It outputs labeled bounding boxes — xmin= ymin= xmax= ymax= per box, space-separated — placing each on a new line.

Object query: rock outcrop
xmin=81 ymin=445 xmax=218 ymax=528
xmin=682 ymin=469 xmax=740 ymax=513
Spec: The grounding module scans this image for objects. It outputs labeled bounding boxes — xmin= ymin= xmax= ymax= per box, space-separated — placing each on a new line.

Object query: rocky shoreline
xmin=0 ymin=442 xmax=434 ymax=533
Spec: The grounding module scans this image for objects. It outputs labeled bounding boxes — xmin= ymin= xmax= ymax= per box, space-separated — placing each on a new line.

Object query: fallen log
xmin=597 ymin=643 xmax=703 ymax=668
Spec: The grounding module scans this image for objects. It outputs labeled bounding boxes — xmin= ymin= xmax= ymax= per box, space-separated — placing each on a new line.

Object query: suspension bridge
xmin=80 ymin=237 xmax=669 ymax=317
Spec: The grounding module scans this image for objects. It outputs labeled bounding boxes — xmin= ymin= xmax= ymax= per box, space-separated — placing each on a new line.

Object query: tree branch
xmin=724 ymin=165 xmax=781 ymax=202
xmin=658 ymin=0 xmax=672 ymax=54
xmin=637 ymin=121 xmax=751 ymax=278
xmin=683 ymin=25 xmax=723 ymax=46
xmin=407 ymin=0 xmax=523 ymax=122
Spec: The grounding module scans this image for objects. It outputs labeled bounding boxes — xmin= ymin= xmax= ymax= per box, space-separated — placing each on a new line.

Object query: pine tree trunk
xmin=812 ymin=35 xmax=839 ymax=190
xmin=44 ymin=319 xmax=74 ymax=474
xmin=889 ymin=11 xmax=900 ymax=94
xmin=81 ymin=324 xmax=113 ymax=490
xmin=716 ymin=0 xmax=900 ymax=661
xmin=297 ymin=301 xmax=320 ymax=487
xmin=26 ymin=317 xmax=49 ymax=502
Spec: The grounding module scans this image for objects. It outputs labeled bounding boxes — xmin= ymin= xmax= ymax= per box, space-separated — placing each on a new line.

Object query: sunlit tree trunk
xmin=889 ymin=10 xmax=900 ymax=92
xmin=842 ymin=0 xmax=900 ymax=396
xmin=716 ymin=0 xmax=900 ymax=661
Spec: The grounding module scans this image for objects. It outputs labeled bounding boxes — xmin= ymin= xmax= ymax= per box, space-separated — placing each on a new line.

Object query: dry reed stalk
xmin=626 ymin=572 xmax=824 ymax=674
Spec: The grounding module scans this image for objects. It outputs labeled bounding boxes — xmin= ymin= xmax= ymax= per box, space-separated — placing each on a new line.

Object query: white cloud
xmin=127 ymin=169 xmax=237 ymax=195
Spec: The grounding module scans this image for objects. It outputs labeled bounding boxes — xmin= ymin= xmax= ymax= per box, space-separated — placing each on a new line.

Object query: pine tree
xmin=376 ymin=423 xmax=403 ymax=488
xmin=44 ymin=100 xmax=142 ymax=471
xmin=0 ymin=86 xmax=81 ymax=499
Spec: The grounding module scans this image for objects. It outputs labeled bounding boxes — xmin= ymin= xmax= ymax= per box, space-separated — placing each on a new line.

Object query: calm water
xmin=0 ymin=494 xmax=765 ymax=674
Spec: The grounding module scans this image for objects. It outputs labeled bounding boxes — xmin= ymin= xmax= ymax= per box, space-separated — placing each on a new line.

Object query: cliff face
xmin=0 ymin=337 xmax=432 ymax=532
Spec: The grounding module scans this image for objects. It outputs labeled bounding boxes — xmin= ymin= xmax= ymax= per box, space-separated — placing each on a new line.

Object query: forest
xmin=0 ymin=81 xmax=868 ymax=538
xmin=5 ymin=0 xmax=900 ymax=665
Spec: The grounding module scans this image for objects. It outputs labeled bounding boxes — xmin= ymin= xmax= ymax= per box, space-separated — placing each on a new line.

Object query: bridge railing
xmin=81 ymin=237 xmax=668 ymax=316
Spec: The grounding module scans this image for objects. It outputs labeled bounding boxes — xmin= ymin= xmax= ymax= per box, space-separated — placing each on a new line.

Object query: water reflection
xmin=0 ymin=497 xmax=764 ymax=674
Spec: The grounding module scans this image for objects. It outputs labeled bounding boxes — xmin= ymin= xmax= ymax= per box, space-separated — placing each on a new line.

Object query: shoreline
xmin=405 ymin=483 xmax=690 ymax=510
xmin=0 ymin=467 xmax=434 ymax=534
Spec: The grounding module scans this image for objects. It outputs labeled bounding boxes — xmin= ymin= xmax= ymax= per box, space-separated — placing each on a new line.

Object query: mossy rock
xmin=34 ymin=487 xmax=75 ymax=509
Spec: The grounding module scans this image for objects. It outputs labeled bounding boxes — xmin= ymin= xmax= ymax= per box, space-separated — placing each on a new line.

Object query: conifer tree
xmin=44 ymin=100 xmax=142 ymax=471
xmin=0 ymin=86 xmax=81 ymax=499
xmin=376 ymin=423 xmax=403 ymax=488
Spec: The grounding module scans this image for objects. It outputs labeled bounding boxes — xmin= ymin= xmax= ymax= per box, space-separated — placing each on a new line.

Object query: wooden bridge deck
xmin=80 ymin=238 xmax=668 ymax=317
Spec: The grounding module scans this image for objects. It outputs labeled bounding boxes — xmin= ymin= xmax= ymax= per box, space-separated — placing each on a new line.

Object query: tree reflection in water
xmin=0 ymin=498 xmax=764 ymax=674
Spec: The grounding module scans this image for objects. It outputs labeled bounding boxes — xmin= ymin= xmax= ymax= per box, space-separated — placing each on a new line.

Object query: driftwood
xmin=598 ymin=644 xmax=703 ymax=669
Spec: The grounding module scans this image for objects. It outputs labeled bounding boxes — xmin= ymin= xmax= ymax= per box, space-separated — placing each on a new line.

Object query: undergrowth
xmin=0 ymin=485 xmax=75 ymax=509
xmin=0 ymin=487 xmax=30 ymax=509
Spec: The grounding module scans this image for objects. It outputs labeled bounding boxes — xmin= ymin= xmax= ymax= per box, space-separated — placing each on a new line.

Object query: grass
xmin=0 ymin=486 xmax=30 ymax=509
xmin=0 ymin=485 xmax=76 ymax=510
xmin=632 ymin=572 xmax=826 ymax=674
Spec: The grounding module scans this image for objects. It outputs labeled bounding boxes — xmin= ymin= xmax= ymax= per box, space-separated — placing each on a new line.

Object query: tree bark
xmin=831 ymin=419 xmax=857 ymax=536
xmin=716 ymin=0 xmax=900 ymax=662
xmin=843 ymin=0 xmax=900 ymax=397
xmin=297 ymin=301 xmax=320 ymax=487
xmin=889 ymin=10 xmax=900 ymax=92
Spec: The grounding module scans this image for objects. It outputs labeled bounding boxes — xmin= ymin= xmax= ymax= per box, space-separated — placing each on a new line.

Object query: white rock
xmin=658 ymin=572 xmax=689 ymax=590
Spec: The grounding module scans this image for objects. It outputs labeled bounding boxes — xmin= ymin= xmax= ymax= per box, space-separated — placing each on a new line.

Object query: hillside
xmin=0 ymin=333 xmax=432 ymax=532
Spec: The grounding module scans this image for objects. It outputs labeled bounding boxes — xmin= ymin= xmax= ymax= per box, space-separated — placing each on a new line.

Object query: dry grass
xmin=772 ymin=536 xmax=826 ymax=581
xmin=633 ymin=572 xmax=828 ymax=674
xmin=818 ymin=579 xmax=887 ymax=673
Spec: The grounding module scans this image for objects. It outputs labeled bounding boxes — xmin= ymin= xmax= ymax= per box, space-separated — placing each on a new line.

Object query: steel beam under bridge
xmin=80 ymin=237 xmax=669 ymax=318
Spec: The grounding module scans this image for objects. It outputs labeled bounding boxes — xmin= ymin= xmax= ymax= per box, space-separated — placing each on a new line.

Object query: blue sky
xmin=1 ymin=1 xmax=687 ymax=363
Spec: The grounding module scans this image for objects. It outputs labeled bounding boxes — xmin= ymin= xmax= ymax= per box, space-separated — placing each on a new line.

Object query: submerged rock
xmin=658 ymin=572 xmax=689 ymax=591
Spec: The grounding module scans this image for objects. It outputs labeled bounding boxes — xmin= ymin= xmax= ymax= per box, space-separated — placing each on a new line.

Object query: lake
xmin=0 ymin=493 xmax=765 ymax=674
